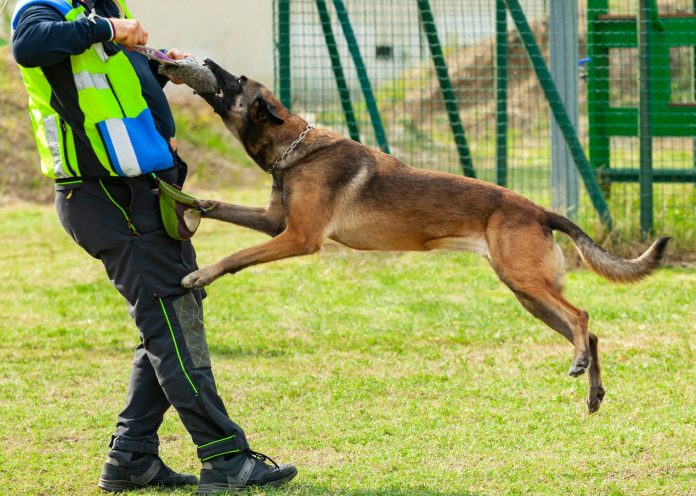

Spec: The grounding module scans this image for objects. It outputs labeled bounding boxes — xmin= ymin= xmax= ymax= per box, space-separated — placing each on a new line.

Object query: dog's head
xmin=199 ymin=59 xmax=285 ymax=140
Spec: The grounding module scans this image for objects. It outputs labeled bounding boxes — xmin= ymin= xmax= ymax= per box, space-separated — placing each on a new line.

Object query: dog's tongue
xmin=158 ymin=59 xmax=220 ymax=94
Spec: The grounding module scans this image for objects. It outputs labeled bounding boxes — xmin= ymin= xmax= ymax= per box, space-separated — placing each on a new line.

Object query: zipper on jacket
xmin=105 ymin=74 xmax=126 ymax=117
xmin=59 ymin=118 xmax=78 ymax=177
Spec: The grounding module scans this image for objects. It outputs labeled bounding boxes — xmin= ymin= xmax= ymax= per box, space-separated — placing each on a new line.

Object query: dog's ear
xmin=251 ymin=97 xmax=285 ymax=125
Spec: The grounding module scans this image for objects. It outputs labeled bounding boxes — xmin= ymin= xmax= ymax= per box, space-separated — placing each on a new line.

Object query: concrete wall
xmin=133 ymin=1 xmax=275 ymax=85
xmin=3 ymin=0 xmax=275 ymax=85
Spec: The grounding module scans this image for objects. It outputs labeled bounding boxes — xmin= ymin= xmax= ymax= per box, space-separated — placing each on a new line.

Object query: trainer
xmin=11 ymin=0 xmax=296 ymax=492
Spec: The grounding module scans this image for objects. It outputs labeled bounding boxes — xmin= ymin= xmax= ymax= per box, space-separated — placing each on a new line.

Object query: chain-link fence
xmin=273 ymin=0 xmax=696 ymax=254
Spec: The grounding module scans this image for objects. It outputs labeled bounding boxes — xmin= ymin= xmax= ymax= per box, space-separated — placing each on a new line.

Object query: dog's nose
xmin=203 ymin=59 xmax=239 ymax=90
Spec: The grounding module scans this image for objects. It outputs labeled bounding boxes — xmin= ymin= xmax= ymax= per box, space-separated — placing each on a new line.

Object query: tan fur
xmin=185 ymin=66 xmax=669 ymax=413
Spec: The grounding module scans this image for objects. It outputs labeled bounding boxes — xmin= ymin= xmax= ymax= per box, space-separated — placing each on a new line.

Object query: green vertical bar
xmin=505 ymin=0 xmax=613 ymax=230
xmin=638 ymin=0 xmax=654 ymax=238
xmin=315 ymin=0 xmax=361 ymax=142
xmin=496 ymin=0 xmax=508 ymax=187
xmin=693 ymin=0 xmax=696 ymax=171
xmin=587 ymin=0 xmax=612 ymax=197
xmin=278 ymin=0 xmax=292 ymax=109
xmin=332 ymin=0 xmax=390 ymax=153
xmin=417 ymin=0 xmax=476 ymax=178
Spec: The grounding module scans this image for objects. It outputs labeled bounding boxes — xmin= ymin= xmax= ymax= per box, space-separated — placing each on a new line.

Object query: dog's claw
xmin=569 ymin=365 xmax=587 ymax=377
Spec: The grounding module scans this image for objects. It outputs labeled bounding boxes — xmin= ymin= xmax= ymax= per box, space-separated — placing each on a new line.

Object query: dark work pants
xmin=55 ymin=176 xmax=249 ymax=461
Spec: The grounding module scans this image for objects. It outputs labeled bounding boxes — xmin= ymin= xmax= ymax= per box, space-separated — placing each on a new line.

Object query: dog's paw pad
xmin=586 ymin=388 xmax=606 ymax=414
xmin=568 ymin=364 xmax=588 ymax=377
xmin=182 ymin=270 xmax=210 ymax=289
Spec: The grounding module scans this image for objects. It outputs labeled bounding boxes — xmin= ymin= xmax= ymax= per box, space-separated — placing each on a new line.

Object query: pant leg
xmin=56 ymin=178 xmax=249 ymax=460
xmin=112 ymin=344 xmax=171 ymax=454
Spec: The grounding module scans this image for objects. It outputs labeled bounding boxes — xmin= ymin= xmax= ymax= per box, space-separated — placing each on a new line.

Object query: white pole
xmin=550 ymin=0 xmax=580 ymax=219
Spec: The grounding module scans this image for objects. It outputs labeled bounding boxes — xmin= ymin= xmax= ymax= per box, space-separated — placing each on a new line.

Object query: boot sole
xmin=98 ymin=477 xmax=198 ymax=493
xmin=198 ymin=469 xmax=297 ymax=494
xmin=98 ymin=478 xmax=140 ymax=493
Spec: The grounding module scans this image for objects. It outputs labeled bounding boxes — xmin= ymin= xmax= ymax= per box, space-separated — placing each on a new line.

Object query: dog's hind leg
xmin=509 ymin=288 xmax=591 ymax=377
xmin=502 ymin=278 xmax=605 ymax=413
xmin=587 ymin=332 xmax=605 ymax=413
xmin=487 ymin=217 xmax=603 ymax=412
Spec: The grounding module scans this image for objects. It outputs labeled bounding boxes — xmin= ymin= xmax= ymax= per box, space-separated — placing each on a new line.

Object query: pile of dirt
xmin=0 ymin=47 xmax=260 ymax=205
xmin=0 ymin=47 xmax=54 ymax=204
xmin=385 ymin=18 xmax=572 ymax=134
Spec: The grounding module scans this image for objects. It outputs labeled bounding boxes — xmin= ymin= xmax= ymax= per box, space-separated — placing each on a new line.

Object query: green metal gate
xmin=273 ymin=0 xmax=696 ymax=251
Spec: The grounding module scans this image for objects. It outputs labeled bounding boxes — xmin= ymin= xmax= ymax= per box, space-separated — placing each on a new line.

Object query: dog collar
xmin=267 ymin=124 xmax=314 ymax=176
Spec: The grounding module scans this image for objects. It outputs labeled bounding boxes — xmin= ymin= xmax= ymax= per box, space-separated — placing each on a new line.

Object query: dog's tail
xmin=547 ymin=212 xmax=670 ymax=283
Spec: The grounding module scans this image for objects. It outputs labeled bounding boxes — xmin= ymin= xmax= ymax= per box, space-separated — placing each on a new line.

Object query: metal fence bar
xmin=601 ymin=168 xmax=696 ymax=182
xmin=277 ymin=0 xmax=292 ymax=108
xmin=332 ymin=0 xmax=391 ymax=153
xmin=638 ymin=0 xmax=654 ymax=238
xmin=495 ymin=0 xmax=508 ymax=187
xmin=586 ymin=0 xmax=611 ymax=197
xmin=505 ymin=0 xmax=613 ymax=230
xmin=417 ymin=0 xmax=476 ymax=178
xmin=315 ymin=0 xmax=361 ymax=142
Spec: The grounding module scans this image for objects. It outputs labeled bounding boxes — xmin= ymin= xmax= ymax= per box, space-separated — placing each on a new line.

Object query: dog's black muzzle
xmin=201 ymin=59 xmax=245 ymax=117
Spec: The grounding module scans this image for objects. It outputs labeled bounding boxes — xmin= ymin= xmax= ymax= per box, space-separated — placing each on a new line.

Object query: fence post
xmin=332 ymin=0 xmax=391 ymax=153
xmin=417 ymin=0 xmax=476 ymax=178
xmin=315 ymin=0 xmax=361 ymax=142
xmin=638 ymin=0 xmax=654 ymax=239
xmin=505 ymin=0 xmax=613 ymax=230
xmin=277 ymin=0 xmax=292 ymax=109
xmin=587 ymin=0 xmax=612 ymax=197
xmin=495 ymin=0 xmax=508 ymax=187
xmin=550 ymin=0 xmax=580 ymax=220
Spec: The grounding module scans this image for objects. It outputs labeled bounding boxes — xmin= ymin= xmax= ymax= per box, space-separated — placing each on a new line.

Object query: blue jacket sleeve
xmin=12 ymin=5 xmax=114 ymax=68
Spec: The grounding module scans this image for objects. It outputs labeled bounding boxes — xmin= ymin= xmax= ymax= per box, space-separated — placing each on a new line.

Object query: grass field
xmin=0 ymin=188 xmax=694 ymax=496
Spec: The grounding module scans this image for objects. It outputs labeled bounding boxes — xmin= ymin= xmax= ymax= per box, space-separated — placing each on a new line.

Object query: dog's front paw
xmin=194 ymin=199 xmax=219 ymax=214
xmin=182 ymin=267 xmax=218 ymax=288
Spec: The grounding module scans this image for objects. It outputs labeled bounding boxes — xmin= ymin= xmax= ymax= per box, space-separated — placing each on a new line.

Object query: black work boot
xmin=97 ymin=449 xmax=198 ymax=492
xmin=198 ymin=450 xmax=297 ymax=494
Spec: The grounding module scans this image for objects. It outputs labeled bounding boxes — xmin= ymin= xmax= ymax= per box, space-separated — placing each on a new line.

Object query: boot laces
xmin=249 ymin=450 xmax=279 ymax=470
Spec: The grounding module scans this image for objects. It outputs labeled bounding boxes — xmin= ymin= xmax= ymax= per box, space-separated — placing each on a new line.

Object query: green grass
xmin=0 ymin=190 xmax=694 ymax=495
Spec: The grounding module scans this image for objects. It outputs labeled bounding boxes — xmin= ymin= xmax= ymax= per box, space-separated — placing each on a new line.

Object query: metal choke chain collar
xmin=267 ymin=124 xmax=313 ymax=175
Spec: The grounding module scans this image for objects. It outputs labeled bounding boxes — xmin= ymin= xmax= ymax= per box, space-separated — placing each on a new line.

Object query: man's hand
xmin=165 ymin=49 xmax=193 ymax=84
xmin=109 ymin=18 xmax=148 ymax=48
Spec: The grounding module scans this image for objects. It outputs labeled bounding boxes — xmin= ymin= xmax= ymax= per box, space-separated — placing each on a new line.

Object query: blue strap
xmin=12 ymin=0 xmax=73 ymax=30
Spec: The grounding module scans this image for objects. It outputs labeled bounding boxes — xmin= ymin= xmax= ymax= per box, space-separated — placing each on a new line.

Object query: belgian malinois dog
xmin=182 ymin=59 xmax=670 ymax=414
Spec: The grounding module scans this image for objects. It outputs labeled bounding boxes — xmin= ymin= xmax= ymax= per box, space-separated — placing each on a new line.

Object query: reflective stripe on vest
xmin=13 ymin=0 xmax=173 ymax=180
xmin=73 ymin=71 xmax=110 ymax=91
